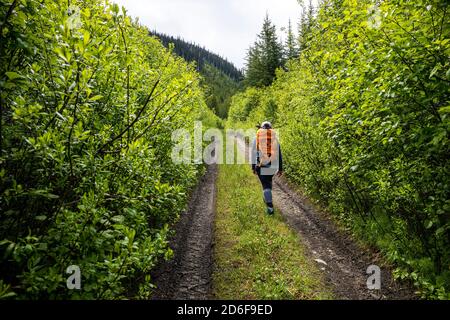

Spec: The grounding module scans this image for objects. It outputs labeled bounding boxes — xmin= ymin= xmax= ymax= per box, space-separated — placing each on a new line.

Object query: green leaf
xmin=436 ymin=227 xmax=447 ymax=237
xmin=83 ymin=30 xmax=91 ymax=46
xmin=4 ymin=243 xmax=15 ymax=259
xmin=438 ymin=105 xmax=450 ymax=114
xmin=429 ymin=65 xmax=440 ymax=79
xmin=28 ymin=190 xmax=60 ymax=199
xmin=89 ymin=95 xmax=103 ymax=101
xmin=0 ymin=291 xmax=16 ymax=299
xmin=111 ymin=215 xmax=125 ymax=223
xmin=54 ymin=47 xmax=71 ymax=63
xmin=5 ymin=72 xmax=21 ymax=80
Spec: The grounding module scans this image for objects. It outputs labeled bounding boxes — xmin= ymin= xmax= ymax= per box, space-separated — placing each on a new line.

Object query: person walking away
xmin=251 ymin=121 xmax=283 ymax=215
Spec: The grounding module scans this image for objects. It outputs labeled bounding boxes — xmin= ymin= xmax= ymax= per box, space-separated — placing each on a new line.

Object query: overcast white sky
xmin=112 ymin=0 xmax=308 ymax=69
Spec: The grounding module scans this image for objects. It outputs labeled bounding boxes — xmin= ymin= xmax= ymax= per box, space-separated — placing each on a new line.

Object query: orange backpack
xmin=256 ymin=129 xmax=277 ymax=167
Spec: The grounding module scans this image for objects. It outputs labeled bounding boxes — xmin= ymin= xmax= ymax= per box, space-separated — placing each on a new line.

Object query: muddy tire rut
xmin=273 ymin=177 xmax=416 ymax=300
xmin=151 ymin=165 xmax=217 ymax=300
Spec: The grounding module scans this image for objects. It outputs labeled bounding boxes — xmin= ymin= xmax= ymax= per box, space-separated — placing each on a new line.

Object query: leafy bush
xmin=232 ymin=0 xmax=450 ymax=299
xmin=0 ymin=0 xmax=213 ymax=299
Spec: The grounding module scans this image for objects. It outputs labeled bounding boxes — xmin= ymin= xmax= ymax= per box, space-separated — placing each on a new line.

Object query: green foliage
xmin=228 ymin=87 xmax=264 ymax=126
xmin=0 ymin=0 xmax=213 ymax=299
xmin=201 ymin=63 xmax=240 ymax=119
xmin=227 ymin=85 xmax=279 ymax=130
xmin=230 ymin=0 xmax=450 ymax=299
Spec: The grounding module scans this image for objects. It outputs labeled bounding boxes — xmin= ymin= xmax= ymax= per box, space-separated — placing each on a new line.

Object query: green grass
xmin=213 ymin=155 xmax=334 ymax=300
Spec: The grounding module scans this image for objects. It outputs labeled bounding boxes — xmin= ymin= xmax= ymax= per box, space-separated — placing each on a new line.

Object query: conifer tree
xmin=245 ymin=14 xmax=284 ymax=87
xmin=285 ymin=19 xmax=299 ymax=61
xmin=298 ymin=0 xmax=316 ymax=52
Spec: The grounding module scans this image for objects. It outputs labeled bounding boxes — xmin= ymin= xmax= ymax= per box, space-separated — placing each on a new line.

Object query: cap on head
xmin=261 ymin=121 xmax=272 ymax=129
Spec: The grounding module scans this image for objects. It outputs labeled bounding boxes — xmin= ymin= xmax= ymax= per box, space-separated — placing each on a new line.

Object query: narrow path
xmin=152 ymin=136 xmax=415 ymax=300
xmin=236 ymin=137 xmax=415 ymax=300
xmin=151 ymin=165 xmax=217 ymax=300
xmin=273 ymin=178 xmax=415 ymax=299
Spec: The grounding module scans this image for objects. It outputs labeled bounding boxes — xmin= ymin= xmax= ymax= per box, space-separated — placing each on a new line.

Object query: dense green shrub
xmin=231 ymin=0 xmax=449 ymax=299
xmin=0 ymin=0 xmax=216 ymax=299
xmin=228 ymin=87 xmax=264 ymax=125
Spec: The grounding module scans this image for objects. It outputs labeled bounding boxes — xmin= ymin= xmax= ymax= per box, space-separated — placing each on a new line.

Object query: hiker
xmin=251 ymin=121 xmax=283 ymax=215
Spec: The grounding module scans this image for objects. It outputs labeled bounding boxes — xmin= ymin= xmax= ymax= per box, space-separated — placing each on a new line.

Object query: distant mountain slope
xmin=151 ymin=31 xmax=243 ymax=82
xmin=201 ymin=63 xmax=240 ymax=119
xmin=151 ymin=32 xmax=242 ymax=118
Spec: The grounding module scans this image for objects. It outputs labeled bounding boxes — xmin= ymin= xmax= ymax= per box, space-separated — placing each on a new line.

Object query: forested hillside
xmin=152 ymin=32 xmax=243 ymax=81
xmin=0 ymin=0 xmax=219 ymax=299
xmin=229 ymin=0 xmax=449 ymax=299
xmin=152 ymin=32 xmax=242 ymax=118
xmin=201 ymin=63 xmax=240 ymax=119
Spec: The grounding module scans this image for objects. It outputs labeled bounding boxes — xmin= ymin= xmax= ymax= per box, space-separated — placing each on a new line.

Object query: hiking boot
xmin=266 ymin=207 xmax=275 ymax=215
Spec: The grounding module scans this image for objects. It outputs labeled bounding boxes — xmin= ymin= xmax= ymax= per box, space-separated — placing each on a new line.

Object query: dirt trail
xmin=151 ymin=165 xmax=217 ymax=300
xmin=152 ymin=135 xmax=415 ymax=300
xmin=273 ymin=178 xmax=415 ymax=299
xmin=236 ymin=137 xmax=415 ymax=300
